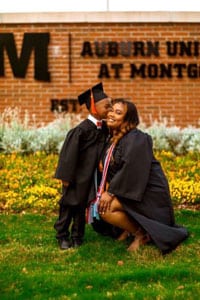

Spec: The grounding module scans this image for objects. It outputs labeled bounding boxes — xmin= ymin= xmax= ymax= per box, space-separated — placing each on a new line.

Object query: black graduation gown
xmin=105 ymin=128 xmax=189 ymax=254
xmin=55 ymin=119 xmax=108 ymax=206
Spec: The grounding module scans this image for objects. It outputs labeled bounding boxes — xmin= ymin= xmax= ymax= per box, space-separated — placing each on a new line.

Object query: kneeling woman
xmin=93 ymin=99 xmax=189 ymax=254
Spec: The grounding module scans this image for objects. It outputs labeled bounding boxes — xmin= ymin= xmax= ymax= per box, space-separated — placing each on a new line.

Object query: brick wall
xmin=0 ymin=12 xmax=200 ymax=127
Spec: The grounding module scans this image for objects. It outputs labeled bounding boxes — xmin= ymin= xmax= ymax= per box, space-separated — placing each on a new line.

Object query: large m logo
xmin=0 ymin=33 xmax=50 ymax=81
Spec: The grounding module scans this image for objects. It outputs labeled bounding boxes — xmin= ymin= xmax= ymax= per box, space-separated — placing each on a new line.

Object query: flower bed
xmin=0 ymin=151 xmax=199 ymax=213
xmin=155 ymin=151 xmax=200 ymax=205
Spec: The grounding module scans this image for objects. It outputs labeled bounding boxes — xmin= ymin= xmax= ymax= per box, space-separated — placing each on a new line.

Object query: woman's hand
xmin=98 ymin=191 xmax=114 ymax=214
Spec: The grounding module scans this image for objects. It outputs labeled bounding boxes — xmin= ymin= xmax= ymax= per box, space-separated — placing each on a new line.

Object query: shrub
xmin=0 ymin=107 xmax=200 ymax=154
xmin=0 ymin=108 xmax=81 ymax=154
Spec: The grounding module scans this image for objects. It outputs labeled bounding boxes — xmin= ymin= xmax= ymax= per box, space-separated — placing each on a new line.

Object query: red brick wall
xmin=1 ymin=20 xmax=200 ymax=127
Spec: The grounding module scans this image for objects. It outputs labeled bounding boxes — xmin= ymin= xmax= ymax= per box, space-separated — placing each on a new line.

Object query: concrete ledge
xmin=0 ymin=11 xmax=200 ymax=24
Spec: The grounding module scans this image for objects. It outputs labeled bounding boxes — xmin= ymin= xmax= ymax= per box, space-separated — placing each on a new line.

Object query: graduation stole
xmin=87 ymin=143 xmax=115 ymax=224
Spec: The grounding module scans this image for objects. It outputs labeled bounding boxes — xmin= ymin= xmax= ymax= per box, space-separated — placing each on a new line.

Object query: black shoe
xmin=58 ymin=238 xmax=71 ymax=250
xmin=72 ymin=239 xmax=83 ymax=248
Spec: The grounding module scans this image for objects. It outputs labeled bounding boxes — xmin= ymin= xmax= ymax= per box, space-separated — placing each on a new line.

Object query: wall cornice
xmin=0 ymin=11 xmax=200 ymax=24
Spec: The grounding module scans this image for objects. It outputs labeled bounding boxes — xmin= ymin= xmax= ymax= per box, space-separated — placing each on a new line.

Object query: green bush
xmin=0 ymin=107 xmax=200 ymax=154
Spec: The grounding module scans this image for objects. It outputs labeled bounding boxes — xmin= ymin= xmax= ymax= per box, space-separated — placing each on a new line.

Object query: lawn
xmin=0 ymin=210 xmax=199 ymax=300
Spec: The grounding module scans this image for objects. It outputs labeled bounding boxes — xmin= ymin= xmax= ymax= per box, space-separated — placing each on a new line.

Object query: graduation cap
xmin=78 ymin=82 xmax=108 ymax=110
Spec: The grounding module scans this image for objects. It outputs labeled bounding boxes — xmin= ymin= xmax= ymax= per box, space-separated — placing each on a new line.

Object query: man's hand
xmin=62 ymin=181 xmax=69 ymax=187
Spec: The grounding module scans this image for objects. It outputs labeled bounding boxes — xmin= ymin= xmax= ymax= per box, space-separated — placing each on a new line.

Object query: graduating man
xmin=54 ymin=82 xmax=112 ymax=249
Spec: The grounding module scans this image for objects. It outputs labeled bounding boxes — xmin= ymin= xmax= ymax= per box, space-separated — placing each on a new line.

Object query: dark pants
xmin=54 ymin=202 xmax=86 ymax=242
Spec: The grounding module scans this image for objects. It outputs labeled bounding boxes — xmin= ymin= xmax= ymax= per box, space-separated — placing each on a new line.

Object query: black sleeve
xmin=108 ymin=131 xmax=153 ymax=202
xmin=55 ymin=127 xmax=82 ymax=182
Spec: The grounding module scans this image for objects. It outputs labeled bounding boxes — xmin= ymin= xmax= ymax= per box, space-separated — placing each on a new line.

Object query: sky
xmin=0 ymin=0 xmax=200 ymax=13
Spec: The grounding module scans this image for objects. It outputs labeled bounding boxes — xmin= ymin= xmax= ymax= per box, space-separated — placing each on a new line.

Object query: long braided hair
xmin=110 ymin=98 xmax=140 ymax=145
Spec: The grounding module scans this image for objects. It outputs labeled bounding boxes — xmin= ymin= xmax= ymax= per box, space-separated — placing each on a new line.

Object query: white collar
xmin=88 ymin=114 xmax=102 ymax=129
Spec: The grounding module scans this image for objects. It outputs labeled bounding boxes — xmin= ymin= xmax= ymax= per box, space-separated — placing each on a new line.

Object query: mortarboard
xmin=78 ymin=82 xmax=108 ymax=110
xmin=92 ymin=82 xmax=108 ymax=102
xmin=78 ymin=89 xmax=91 ymax=109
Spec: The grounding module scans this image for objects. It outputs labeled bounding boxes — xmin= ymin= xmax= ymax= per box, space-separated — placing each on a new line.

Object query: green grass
xmin=0 ymin=210 xmax=200 ymax=300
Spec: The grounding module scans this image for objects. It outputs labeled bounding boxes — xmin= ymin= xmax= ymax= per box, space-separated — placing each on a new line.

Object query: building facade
xmin=0 ymin=12 xmax=200 ymax=127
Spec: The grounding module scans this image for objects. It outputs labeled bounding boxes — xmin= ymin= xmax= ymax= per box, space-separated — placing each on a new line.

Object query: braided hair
xmin=110 ymin=98 xmax=139 ymax=145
